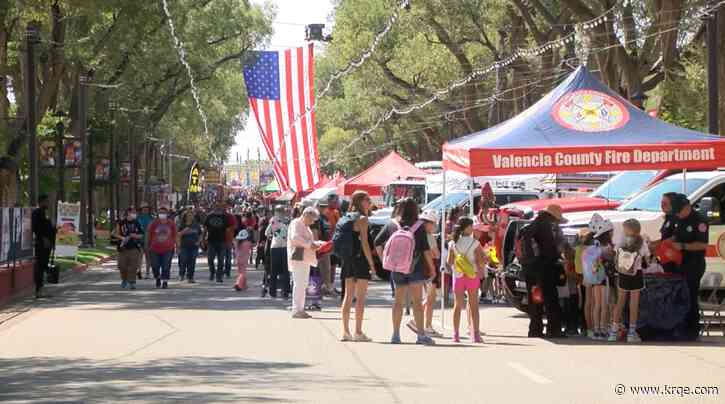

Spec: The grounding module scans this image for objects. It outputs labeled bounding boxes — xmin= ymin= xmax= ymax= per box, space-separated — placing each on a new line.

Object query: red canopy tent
xmin=443 ymin=66 xmax=725 ymax=176
xmin=338 ymin=152 xmax=426 ymax=196
xmin=318 ymin=172 xmax=347 ymax=189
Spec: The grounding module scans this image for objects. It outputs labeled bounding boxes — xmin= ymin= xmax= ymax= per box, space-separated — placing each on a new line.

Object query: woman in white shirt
xmin=288 ymin=207 xmax=324 ymax=318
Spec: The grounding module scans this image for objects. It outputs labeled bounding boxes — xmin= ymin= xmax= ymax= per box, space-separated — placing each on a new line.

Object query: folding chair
xmin=699 ymin=273 xmax=724 ymax=337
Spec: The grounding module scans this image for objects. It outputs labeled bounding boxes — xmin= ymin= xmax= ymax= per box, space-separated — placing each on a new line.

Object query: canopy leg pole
xmin=440 ymin=169 xmax=447 ymax=330
xmin=469 ymin=177 xmax=475 ymax=217
xmin=683 ymin=169 xmax=687 ymax=193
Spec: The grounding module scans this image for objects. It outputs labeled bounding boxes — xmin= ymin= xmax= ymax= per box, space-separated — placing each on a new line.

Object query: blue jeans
xmin=150 ymin=250 xmax=173 ymax=280
xmin=224 ymin=245 xmax=233 ymax=276
xmin=207 ymin=241 xmax=227 ymax=281
xmin=269 ymin=247 xmax=290 ymax=297
xmin=179 ymin=245 xmax=199 ymax=280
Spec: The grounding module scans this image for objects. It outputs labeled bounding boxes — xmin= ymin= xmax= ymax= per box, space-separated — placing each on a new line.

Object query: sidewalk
xmin=1 ymin=258 xmax=724 ymax=403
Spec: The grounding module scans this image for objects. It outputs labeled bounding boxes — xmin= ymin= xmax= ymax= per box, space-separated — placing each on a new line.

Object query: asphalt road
xmin=1 ymin=257 xmax=724 ymax=404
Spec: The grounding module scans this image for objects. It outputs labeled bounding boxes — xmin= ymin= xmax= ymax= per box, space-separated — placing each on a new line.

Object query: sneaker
xmin=424 ymin=327 xmax=443 ymax=338
xmin=162 ymin=281 xmax=168 ymax=289
xmin=416 ymin=334 xmax=436 ymax=346
xmin=340 ymin=333 xmax=352 ymax=342
xmin=188 ymin=279 xmax=196 ymax=284
xmin=406 ymin=319 xmax=419 ymax=335
xmin=216 ymin=279 xmax=223 ymax=283
xmin=155 ymin=279 xmax=161 ymax=289
xmin=234 ymin=285 xmax=242 ymax=292
xmin=129 ymin=283 xmax=136 ymax=290
xmin=608 ymin=325 xmax=619 ymax=342
xmin=627 ymin=329 xmax=641 ymax=343
xmin=137 ymin=272 xmax=143 ymax=280
xmin=390 ymin=333 xmax=402 ymax=344
xmin=353 ymin=333 xmax=372 ymax=342
xmin=587 ymin=330 xmax=596 ymax=340
xmin=292 ymin=311 xmax=312 ymax=319
xmin=121 ymin=280 xmax=128 ymax=289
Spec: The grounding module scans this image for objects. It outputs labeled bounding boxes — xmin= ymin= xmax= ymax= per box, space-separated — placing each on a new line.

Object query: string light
xmin=160 ymin=0 xmax=215 ymax=161
xmin=267 ymin=0 xmax=409 ymax=162
xmin=322 ymin=0 xmax=725 ymax=168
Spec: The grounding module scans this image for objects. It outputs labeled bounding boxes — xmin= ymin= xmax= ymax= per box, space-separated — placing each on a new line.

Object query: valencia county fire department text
xmin=491 ymin=147 xmax=716 ymax=169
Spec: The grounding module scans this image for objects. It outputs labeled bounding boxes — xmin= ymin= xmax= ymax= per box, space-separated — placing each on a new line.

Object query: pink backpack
xmin=382 ymin=221 xmax=423 ymax=274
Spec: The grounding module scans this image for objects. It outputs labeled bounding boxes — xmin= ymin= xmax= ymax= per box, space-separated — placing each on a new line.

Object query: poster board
xmin=0 ymin=209 xmax=8 ymax=262
xmin=56 ymin=201 xmax=80 ymax=257
xmin=21 ymin=208 xmax=33 ymax=252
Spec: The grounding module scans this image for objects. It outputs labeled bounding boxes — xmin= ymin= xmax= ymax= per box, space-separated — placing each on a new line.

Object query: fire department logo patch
xmin=552 ymin=90 xmax=630 ymax=132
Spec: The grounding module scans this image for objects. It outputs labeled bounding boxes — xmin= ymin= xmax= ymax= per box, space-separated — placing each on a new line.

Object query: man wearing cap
xmin=524 ymin=204 xmax=567 ymax=338
xmin=313 ymin=199 xmax=336 ymax=296
xmin=671 ymin=195 xmax=708 ymax=340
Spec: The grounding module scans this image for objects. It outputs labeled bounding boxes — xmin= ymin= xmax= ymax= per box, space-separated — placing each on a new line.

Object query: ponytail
xmin=452 ymin=217 xmax=474 ymax=243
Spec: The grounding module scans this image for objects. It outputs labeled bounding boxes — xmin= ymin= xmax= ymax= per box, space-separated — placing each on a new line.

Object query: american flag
xmin=242 ymin=44 xmax=321 ymax=192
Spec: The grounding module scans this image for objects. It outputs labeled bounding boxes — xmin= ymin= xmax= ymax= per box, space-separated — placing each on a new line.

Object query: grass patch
xmin=54 ymin=237 xmax=117 ymax=272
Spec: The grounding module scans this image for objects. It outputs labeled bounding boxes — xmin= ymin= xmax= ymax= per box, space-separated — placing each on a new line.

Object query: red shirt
xmin=224 ymin=213 xmax=238 ymax=245
xmin=148 ymin=219 xmax=177 ymax=254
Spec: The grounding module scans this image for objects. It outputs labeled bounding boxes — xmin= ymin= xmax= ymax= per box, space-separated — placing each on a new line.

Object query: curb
xmin=0 ymin=253 xmax=117 ymax=310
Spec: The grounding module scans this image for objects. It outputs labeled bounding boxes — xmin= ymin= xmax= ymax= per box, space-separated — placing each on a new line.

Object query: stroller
xmin=305 ymin=266 xmax=323 ymax=311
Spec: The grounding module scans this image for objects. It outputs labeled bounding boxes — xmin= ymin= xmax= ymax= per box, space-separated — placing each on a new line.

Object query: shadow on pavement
xmin=0 ymin=356 xmax=387 ymax=403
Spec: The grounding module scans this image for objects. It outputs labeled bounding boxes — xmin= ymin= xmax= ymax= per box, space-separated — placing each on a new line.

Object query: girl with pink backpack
xmin=375 ymin=198 xmax=437 ymax=345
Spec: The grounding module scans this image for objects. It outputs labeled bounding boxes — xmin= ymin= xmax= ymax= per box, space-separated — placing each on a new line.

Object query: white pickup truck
xmin=562 ymin=170 xmax=725 ymax=285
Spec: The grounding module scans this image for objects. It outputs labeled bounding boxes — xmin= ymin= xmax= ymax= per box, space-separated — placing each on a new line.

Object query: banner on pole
xmin=56 ymin=201 xmax=81 ymax=257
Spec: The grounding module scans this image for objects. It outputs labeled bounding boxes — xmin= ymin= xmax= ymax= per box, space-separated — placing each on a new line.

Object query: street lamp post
xmin=25 ymin=22 xmax=40 ymax=206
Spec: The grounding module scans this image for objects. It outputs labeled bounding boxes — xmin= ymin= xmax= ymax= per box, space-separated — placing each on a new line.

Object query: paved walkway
xmin=1 ymin=258 xmax=724 ymax=403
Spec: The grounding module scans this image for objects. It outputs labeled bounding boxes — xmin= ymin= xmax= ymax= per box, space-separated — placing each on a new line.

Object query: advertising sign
xmin=64 ymin=140 xmax=82 ymax=167
xmin=40 ymin=141 xmax=57 ymax=167
xmin=56 ymin=201 xmax=81 ymax=257
xmin=188 ymin=163 xmax=201 ymax=193
xmin=95 ymin=159 xmax=111 ymax=181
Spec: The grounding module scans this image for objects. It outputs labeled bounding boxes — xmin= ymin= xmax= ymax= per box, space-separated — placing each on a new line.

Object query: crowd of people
xmin=518 ymin=193 xmax=707 ymax=342
xmin=105 ymin=188 xmax=708 ymax=346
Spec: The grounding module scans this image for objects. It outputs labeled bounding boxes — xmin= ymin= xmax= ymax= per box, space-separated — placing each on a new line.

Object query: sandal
xmin=353 ymin=333 xmax=372 ymax=342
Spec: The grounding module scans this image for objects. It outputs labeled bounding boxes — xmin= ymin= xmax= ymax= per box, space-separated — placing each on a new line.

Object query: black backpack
xmin=515 ymin=223 xmax=540 ymax=267
xmin=332 ymin=213 xmax=360 ymax=259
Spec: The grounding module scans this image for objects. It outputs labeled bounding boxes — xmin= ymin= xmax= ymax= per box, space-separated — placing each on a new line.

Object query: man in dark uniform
xmin=32 ymin=195 xmax=56 ymax=299
xmin=671 ymin=195 xmax=708 ymax=340
xmin=524 ymin=204 xmax=567 ymax=339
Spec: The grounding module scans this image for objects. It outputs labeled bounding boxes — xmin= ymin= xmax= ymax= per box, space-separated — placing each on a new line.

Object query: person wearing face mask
xmin=265 ymin=205 xmax=291 ymax=299
xmin=113 ymin=207 xmax=144 ymax=290
xmin=31 ymin=195 xmax=56 ymax=299
xmin=147 ymin=207 xmax=177 ymax=289
xmin=137 ymin=204 xmax=155 ymax=279
xmin=203 ymin=202 xmax=232 ymax=283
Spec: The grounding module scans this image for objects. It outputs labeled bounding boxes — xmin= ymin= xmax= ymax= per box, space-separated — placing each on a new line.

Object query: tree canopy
xmin=1 ymin=0 xmax=274 ymax=203
xmin=315 ymin=0 xmax=722 ymax=175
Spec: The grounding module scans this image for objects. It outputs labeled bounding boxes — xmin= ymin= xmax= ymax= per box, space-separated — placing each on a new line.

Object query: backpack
xmin=332 ymin=213 xmax=360 ymax=259
xmin=382 ymin=220 xmax=423 ymax=274
xmin=514 ymin=223 xmax=539 ymax=267
xmin=616 ymin=248 xmax=639 ymax=275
